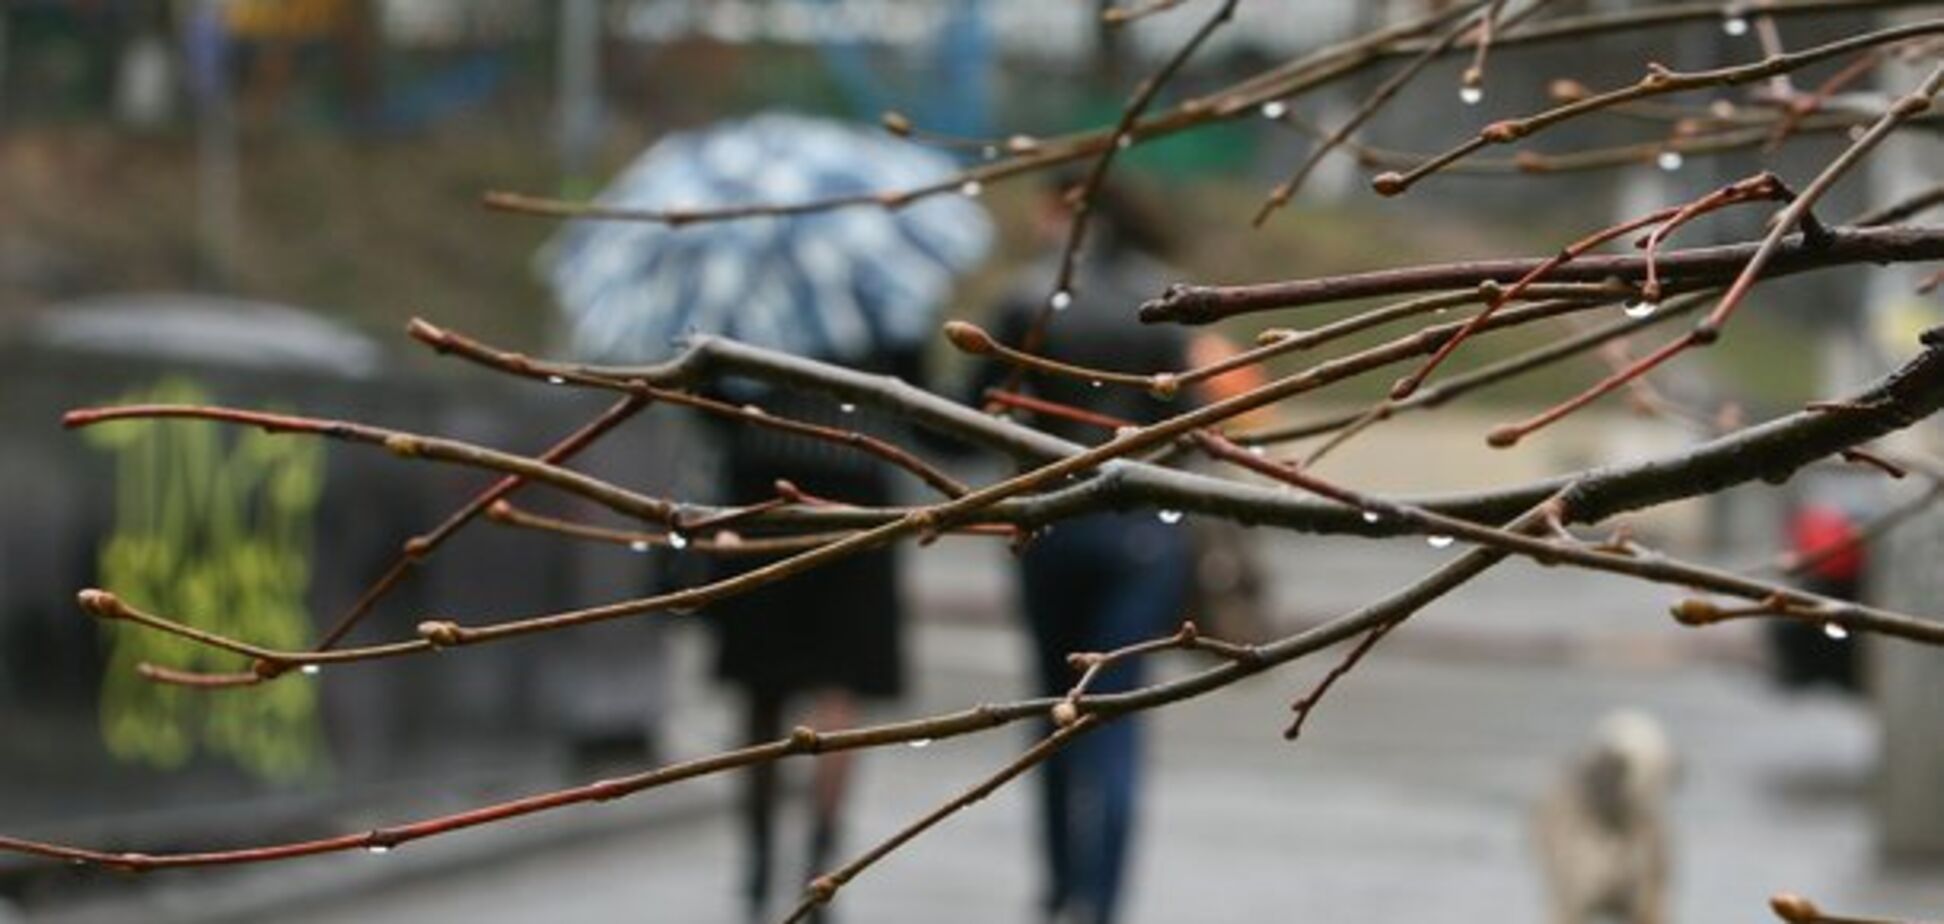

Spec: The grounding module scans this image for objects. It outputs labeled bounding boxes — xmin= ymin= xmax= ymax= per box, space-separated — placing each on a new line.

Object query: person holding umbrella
xmin=545 ymin=112 xmax=991 ymax=922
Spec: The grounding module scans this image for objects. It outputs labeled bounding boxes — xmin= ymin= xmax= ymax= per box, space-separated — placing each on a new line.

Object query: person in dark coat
xmin=975 ymin=177 xmax=1196 ymax=924
xmin=703 ymin=350 xmax=922 ymax=922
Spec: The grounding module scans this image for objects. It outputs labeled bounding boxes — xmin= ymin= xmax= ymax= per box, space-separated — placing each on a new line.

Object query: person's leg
xmin=1065 ymin=720 xmax=1135 ymax=924
xmin=741 ymin=692 xmax=786 ymax=919
xmin=804 ymin=690 xmax=858 ymax=877
xmin=1021 ymin=534 xmax=1093 ymax=920
xmin=1071 ymin=521 xmax=1189 ymax=924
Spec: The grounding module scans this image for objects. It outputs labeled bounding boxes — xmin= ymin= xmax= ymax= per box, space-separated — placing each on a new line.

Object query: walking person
xmin=977 ymin=177 xmax=1196 ymax=924
xmin=538 ymin=113 xmax=992 ymax=922
xmin=703 ymin=355 xmax=921 ymax=922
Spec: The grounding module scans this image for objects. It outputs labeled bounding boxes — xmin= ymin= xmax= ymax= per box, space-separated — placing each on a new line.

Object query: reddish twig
xmin=1766 ymin=892 xmax=1939 ymax=924
xmin=1139 ymin=225 xmax=1944 ymax=324
xmin=1286 ymin=624 xmax=1393 ymax=741
xmin=1004 ymin=0 xmax=1243 ymax=402
xmin=411 ymin=320 xmax=969 ymax=498
xmin=1370 ymin=20 xmax=1943 ymax=196
xmin=1252 ymin=0 xmax=1486 ymax=225
xmin=1485 ymin=63 xmax=1942 ymax=448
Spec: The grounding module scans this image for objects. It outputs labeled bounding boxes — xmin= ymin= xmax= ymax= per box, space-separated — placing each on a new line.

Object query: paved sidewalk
xmin=38 ymin=533 xmax=1941 ymax=924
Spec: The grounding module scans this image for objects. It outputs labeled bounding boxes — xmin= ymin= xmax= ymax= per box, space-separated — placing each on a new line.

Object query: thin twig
xmin=1372 ymin=20 xmax=1944 ymax=196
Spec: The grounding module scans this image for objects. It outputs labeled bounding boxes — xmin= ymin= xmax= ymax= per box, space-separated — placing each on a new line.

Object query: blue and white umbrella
xmin=547 ymin=112 xmax=992 ymax=364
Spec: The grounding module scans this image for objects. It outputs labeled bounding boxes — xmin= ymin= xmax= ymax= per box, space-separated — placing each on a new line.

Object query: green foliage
xmin=87 ymin=378 xmax=328 ymax=781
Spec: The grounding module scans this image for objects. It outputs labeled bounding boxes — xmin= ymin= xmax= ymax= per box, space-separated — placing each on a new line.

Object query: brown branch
xmin=63 ymin=404 xmax=682 ymax=527
xmin=1239 ymin=287 xmax=1713 ymax=447
xmin=12 ymin=505 xmax=1536 ymax=872
xmin=1700 ymin=63 xmax=1943 ymax=337
xmin=783 ymin=717 xmax=1101 ymax=924
xmin=1369 ymin=19 xmax=1944 ymax=196
xmin=1252 ymin=0 xmax=1486 ymax=225
xmin=133 ymin=394 xmax=652 ymax=688
xmin=1770 ymin=891 xmax=1944 ymax=924
xmin=60 ymin=317 xmax=1944 ymax=678
xmin=411 ymin=321 xmax=969 ymax=498
xmin=1141 ymin=224 xmax=1944 ymax=324
xmin=1009 ymin=0 xmax=1242 ymax=404
xmin=479 ymin=2 xmax=1937 ymax=233
xmin=944 ymin=321 xmax=1161 ymax=393
xmin=1389 ymin=173 xmax=1786 ymax=402
xmin=1102 ymin=0 xmax=1187 ymax=25
xmin=1780 ymin=487 xmax=1940 ymax=579
xmin=786 ymin=617 xmax=1263 ymax=920
xmin=981 ymin=388 xmax=1134 ymax=434
xmin=1486 ymin=62 xmax=1944 ymax=448
xmin=1275 ymin=106 xmax=1942 ymax=178
xmin=1285 ymin=624 xmax=1392 ymax=741
xmin=22 ymin=325 xmax=1944 ymax=871
xmin=1460 ymin=0 xmax=1514 ymax=102
xmin=1188 ymin=431 xmax=1944 ymax=647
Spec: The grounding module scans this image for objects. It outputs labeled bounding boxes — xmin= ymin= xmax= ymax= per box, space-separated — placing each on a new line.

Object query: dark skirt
xmin=705 ymin=464 xmax=905 ymax=701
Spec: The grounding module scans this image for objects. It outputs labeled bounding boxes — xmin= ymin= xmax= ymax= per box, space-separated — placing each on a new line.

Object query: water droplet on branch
xmin=1157 ymin=509 xmax=1184 ymax=525
xmin=1822 ymin=621 xmax=1850 ymax=640
xmin=908 ymin=738 xmax=933 ymax=749
xmin=1656 ymin=150 xmax=1684 ymax=172
xmin=546 ymin=375 xmax=567 ymax=385
xmin=1049 ymin=290 xmax=1074 ymax=312
xmin=1624 ymin=300 xmax=1659 ymax=319
xmin=1459 ymin=86 xmax=1484 ymax=106
xmin=1426 ymin=534 xmax=1454 ymax=549
xmin=1723 ymin=15 xmax=1749 ymax=36
xmin=1259 ymin=100 xmax=1288 ymax=120
xmin=300 ymin=664 xmax=321 ymax=676
xmin=629 ymin=540 xmax=651 ymax=553
xmin=959 ymin=180 xmax=984 ymax=198
xmin=1361 ymin=510 xmax=1382 ymax=524
xmin=667 ymin=532 xmax=690 ymax=551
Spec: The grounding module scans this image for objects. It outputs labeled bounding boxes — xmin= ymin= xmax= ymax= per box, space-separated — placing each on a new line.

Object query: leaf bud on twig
xmin=1050 ymin=701 xmax=1081 ymax=728
xmin=943 ymin=321 xmax=996 ymax=355
xmin=1670 ymin=597 xmax=1724 ymax=625
xmin=1768 ymin=893 xmax=1822 ymax=924
xmin=76 ymin=589 xmax=124 ymax=620
xmin=417 ymin=619 xmax=466 ymax=648
xmin=1547 ymin=78 xmax=1590 ymax=102
xmin=1480 ymin=120 xmax=1526 ymax=144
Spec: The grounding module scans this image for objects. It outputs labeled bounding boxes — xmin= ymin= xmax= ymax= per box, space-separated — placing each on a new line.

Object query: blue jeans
xmin=1020 ymin=511 xmax=1190 ymax=924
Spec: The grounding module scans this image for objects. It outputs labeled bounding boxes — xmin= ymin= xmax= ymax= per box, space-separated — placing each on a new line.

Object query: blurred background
xmin=0 ymin=1 xmax=1940 ymax=922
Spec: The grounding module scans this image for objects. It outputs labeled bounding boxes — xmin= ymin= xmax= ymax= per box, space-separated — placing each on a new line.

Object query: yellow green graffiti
xmin=88 ymin=378 xmax=327 ymax=780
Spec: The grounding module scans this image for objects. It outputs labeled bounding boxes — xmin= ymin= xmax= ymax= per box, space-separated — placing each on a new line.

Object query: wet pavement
xmin=43 ymin=534 xmax=1944 ymax=924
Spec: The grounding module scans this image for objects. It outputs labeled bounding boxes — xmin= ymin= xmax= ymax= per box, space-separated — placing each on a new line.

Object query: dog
xmin=1532 ymin=710 xmax=1677 ymax=924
